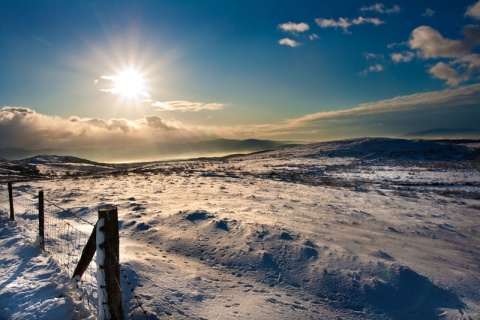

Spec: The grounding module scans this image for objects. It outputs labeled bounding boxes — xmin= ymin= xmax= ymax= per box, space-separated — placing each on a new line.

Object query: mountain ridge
xmin=0 ymin=138 xmax=299 ymax=163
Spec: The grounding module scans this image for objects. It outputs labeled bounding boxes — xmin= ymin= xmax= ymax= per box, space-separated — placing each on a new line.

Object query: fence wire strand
xmin=2 ymin=182 xmax=151 ymax=319
xmin=9 ymin=190 xmax=99 ymax=315
xmin=105 ymin=239 xmax=150 ymax=320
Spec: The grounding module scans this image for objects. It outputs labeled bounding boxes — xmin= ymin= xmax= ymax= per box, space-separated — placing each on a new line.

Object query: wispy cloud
xmin=390 ymin=51 xmax=415 ymax=63
xmin=360 ymin=64 xmax=384 ymax=76
xmin=230 ymin=84 xmax=480 ymax=140
xmin=315 ymin=17 xmax=384 ymax=33
xmin=369 ymin=64 xmax=384 ymax=72
xmin=361 ymin=53 xmax=385 ymax=76
xmin=364 ymin=52 xmax=384 ymax=60
xmin=422 ymin=8 xmax=435 ymax=17
xmin=278 ymin=22 xmax=309 ymax=33
xmin=152 ymin=101 xmax=225 ymax=112
xmin=287 ymin=84 xmax=480 ymax=126
xmin=279 ymin=38 xmax=302 ymax=47
xmin=360 ymin=3 xmax=400 ymax=14
xmin=309 ymin=34 xmax=319 ymax=41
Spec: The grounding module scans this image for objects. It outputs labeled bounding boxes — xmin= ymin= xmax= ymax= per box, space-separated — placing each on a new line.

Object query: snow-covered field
xmin=0 ymin=138 xmax=479 ymax=319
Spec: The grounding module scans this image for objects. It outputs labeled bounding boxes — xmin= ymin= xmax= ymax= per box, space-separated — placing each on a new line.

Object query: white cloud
xmin=434 ymin=54 xmax=480 ymax=86
xmin=361 ymin=64 xmax=384 ymax=76
xmin=315 ymin=18 xmax=351 ymax=31
xmin=408 ymin=25 xmax=480 ymax=85
xmin=152 ymin=101 xmax=225 ymax=112
xmin=309 ymin=34 xmax=319 ymax=41
xmin=315 ymin=17 xmax=385 ymax=33
xmin=422 ymin=8 xmax=434 ymax=17
xmin=360 ymin=3 xmax=400 ymax=14
xmin=465 ymin=0 xmax=480 ymax=19
xmin=391 ymin=51 xmax=415 ymax=63
xmin=279 ymin=38 xmax=302 ymax=47
xmin=457 ymin=53 xmax=480 ymax=71
xmin=409 ymin=25 xmax=480 ymax=58
xmin=369 ymin=64 xmax=384 ymax=72
xmin=429 ymin=62 xmax=468 ymax=86
xmin=278 ymin=22 xmax=309 ymax=33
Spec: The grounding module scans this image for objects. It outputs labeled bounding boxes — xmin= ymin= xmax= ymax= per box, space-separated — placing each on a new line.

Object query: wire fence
xmin=1 ymin=182 xmax=149 ymax=319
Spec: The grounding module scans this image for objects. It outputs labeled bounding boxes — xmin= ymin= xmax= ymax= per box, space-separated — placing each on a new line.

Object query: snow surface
xmin=0 ymin=219 xmax=94 ymax=319
xmin=0 ymin=138 xmax=479 ymax=319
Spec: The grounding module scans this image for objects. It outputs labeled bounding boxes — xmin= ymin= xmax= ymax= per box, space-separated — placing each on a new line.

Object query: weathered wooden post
xmin=97 ymin=206 xmax=124 ymax=320
xmin=38 ymin=190 xmax=45 ymax=250
xmin=72 ymin=223 xmax=96 ymax=279
xmin=8 ymin=182 xmax=14 ymax=221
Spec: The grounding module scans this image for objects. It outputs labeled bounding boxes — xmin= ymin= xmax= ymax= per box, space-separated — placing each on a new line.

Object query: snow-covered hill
xmin=0 ymin=138 xmax=479 ymax=319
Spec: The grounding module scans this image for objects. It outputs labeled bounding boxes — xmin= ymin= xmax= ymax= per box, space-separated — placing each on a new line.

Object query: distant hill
xmin=241 ymin=137 xmax=479 ymax=162
xmin=1 ymin=137 xmax=478 ymax=181
xmin=0 ymin=139 xmax=298 ymax=163
xmin=403 ymin=128 xmax=480 ymax=138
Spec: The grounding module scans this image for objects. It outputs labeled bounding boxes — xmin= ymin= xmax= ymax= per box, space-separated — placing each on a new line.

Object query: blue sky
xmin=1 ymin=0 xmax=480 ymax=151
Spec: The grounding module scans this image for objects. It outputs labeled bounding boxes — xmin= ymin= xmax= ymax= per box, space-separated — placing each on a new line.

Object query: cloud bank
xmin=0 ymin=107 xmax=212 ymax=150
xmin=1 ymin=85 xmax=479 ymax=152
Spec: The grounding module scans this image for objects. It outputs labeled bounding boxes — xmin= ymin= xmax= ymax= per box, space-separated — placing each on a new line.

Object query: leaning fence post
xmin=38 ymin=190 xmax=45 ymax=250
xmin=72 ymin=223 xmax=96 ymax=280
xmin=97 ymin=206 xmax=124 ymax=320
xmin=8 ymin=182 xmax=14 ymax=221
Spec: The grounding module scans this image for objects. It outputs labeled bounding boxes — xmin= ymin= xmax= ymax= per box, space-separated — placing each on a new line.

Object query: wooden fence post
xmin=8 ymin=182 xmax=14 ymax=221
xmin=97 ymin=206 xmax=124 ymax=319
xmin=38 ymin=190 xmax=45 ymax=250
xmin=72 ymin=223 xmax=96 ymax=279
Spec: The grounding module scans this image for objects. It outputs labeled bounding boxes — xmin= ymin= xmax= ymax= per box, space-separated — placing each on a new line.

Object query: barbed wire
xmin=105 ymin=235 xmax=150 ymax=319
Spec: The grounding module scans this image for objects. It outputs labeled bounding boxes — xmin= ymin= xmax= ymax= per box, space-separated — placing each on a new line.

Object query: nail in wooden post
xmin=8 ymin=182 xmax=14 ymax=221
xmin=38 ymin=190 xmax=45 ymax=250
xmin=98 ymin=206 xmax=124 ymax=320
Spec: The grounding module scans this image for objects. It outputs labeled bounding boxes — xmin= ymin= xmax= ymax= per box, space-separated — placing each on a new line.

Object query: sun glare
xmin=101 ymin=68 xmax=149 ymax=100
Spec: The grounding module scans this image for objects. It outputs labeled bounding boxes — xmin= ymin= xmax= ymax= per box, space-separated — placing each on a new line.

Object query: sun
xmin=101 ymin=68 xmax=149 ymax=100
